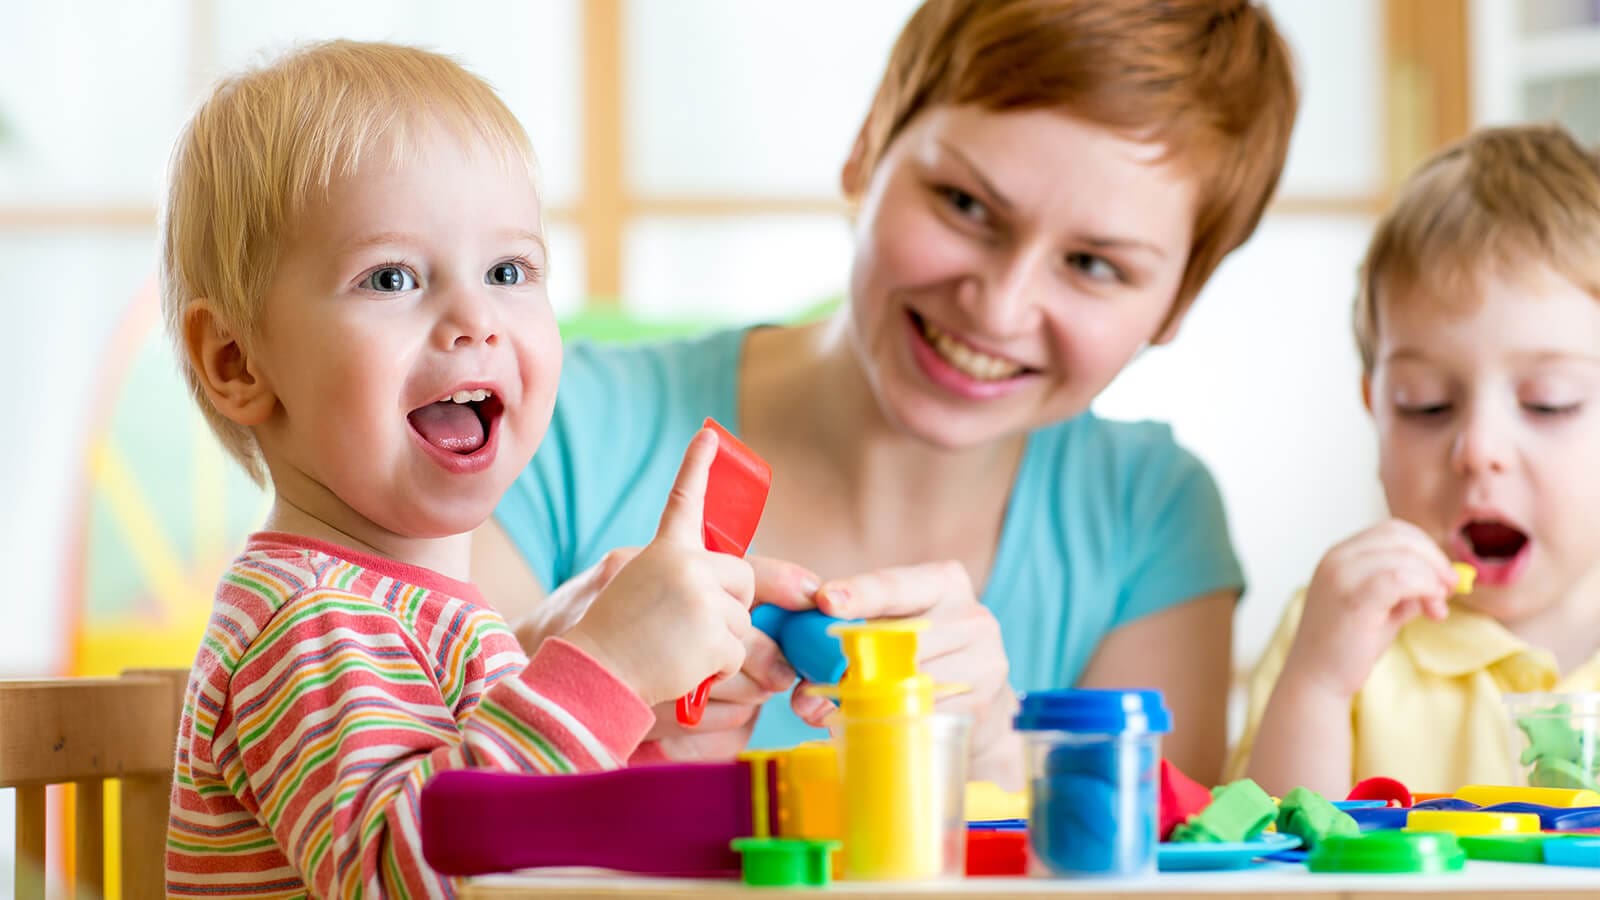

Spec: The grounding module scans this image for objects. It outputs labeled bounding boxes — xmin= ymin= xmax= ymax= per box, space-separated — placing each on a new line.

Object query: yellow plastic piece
xmin=1452 ymin=562 xmax=1477 ymax=595
xmin=1405 ymin=810 xmax=1540 ymax=836
xmin=777 ymin=742 xmax=843 ymax=843
xmin=828 ymin=621 xmax=934 ymax=716
xmin=817 ymin=621 xmax=946 ymax=880
xmin=966 ymin=780 xmax=1027 ymax=822
xmin=739 ymin=750 xmax=781 ymax=839
xmin=1455 ymin=785 xmax=1600 ymax=808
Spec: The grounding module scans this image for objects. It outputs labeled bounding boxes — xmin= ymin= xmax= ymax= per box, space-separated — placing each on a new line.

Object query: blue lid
xmin=1013 ymin=689 xmax=1171 ymax=734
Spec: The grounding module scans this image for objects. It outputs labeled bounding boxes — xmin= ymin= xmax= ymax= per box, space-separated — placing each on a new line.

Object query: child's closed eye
xmin=1396 ymin=402 xmax=1451 ymax=419
xmin=1523 ymin=401 xmax=1582 ymax=417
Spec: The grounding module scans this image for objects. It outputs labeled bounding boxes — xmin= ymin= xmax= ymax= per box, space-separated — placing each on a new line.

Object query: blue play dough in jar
xmin=1015 ymin=689 xmax=1170 ymax=877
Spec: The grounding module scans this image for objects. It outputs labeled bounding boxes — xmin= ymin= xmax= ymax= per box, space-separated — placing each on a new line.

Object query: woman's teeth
xmin=919 ymin=318 xmax=1024 ymax=381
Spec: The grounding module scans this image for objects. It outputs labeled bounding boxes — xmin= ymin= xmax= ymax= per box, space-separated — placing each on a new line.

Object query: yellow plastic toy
xmin=1405 ymin=810 xmax=1540 ymax=836
xmin=810 ymin=621 xmax=965 ymax=880
xmin=966 ymin=780 xmax=1027 ymax=822
xmin=1454 ymin=785 xmax=1600 ymax=808
xmin=773 ymin=742 xmax=843 ymax=844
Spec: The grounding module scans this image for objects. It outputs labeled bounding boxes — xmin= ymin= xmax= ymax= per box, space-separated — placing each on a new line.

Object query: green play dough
xmin=1276 ymin=787 xmax=1361 ymax=851
xmin=1169 ymin=779 xmax=1276 ymax=844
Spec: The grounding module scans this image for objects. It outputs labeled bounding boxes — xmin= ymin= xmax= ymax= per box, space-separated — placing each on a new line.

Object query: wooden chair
xmin=0 ymin=668 xmax=187 ymax=900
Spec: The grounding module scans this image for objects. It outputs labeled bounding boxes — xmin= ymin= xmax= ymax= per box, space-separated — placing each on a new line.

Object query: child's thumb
xmin=654 ymin=427 xmax=717 ymax=547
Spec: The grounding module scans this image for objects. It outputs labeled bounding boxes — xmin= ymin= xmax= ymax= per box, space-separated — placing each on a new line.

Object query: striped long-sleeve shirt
xmin=166 ymin=532 xmax=654 ymax=898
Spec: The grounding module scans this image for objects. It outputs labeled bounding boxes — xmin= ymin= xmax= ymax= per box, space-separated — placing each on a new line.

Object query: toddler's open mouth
xmin=407 ymin=388 xmax=504 ymax=473
xmin=1452 ymin=519 xmax=1531 ymax=587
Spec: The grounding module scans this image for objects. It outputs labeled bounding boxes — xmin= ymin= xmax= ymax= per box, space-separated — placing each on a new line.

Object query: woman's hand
xmin=805 ymin=561 xmax=1022 ymax=788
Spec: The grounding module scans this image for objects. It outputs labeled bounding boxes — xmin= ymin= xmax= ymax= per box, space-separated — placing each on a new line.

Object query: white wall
xmin=0 ymin=0 xmax=1389 ymax=675
xmin=1095 ymin=216 xmax=1387 ymax=666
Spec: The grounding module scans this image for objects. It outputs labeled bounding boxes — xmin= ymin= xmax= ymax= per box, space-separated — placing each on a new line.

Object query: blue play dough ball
xmin=1032 ymin=742 xmax=1158 ymax=875
xmin=749 ymin=606 xmax=858 ymax=684
xmin=751 ymin=604 xmax=790 ymax=639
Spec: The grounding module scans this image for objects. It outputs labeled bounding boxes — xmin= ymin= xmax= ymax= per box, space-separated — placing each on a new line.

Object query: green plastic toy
xmin=1531 ymin=756 xmax=1600 ymax=791
xmin=1308 ymin=832 xmax=1467 ymax=874
xmin=730 ymin=837 xmax=840 ymax=887
xmin=1276 ymin=787 xmax=1360 ymax=850
xmin=1517 ymin=701 xmax=1599 ymax=789
xmin=1458 ymin=834 xmax=1555 ymax=864
xmin=1518 ymin=703 xmax=1581 ymax=762
xmin=1169 ymin=779 xmax=1276 ymax=844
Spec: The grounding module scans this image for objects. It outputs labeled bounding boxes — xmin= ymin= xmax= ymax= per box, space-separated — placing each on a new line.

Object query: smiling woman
xmin=474 ymin=0 xmax=1301 ymax=789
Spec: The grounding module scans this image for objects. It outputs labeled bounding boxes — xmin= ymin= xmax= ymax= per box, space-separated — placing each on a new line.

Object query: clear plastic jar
xmin=1014 ymin=689 xmax=1170 ymax=877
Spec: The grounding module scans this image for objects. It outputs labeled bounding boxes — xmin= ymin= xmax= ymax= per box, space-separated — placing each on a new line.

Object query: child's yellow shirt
xmin=1229 ymin=591 xmax=1600 ymax=793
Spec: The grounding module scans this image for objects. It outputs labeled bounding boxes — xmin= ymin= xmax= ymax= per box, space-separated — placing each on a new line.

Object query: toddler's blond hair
xmin=160 ymin=40 xmax=539 ymax=483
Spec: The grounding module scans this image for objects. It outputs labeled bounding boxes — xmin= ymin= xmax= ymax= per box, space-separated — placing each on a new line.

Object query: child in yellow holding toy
xmin=1233 ymin=123 xmax=1600 ymax=797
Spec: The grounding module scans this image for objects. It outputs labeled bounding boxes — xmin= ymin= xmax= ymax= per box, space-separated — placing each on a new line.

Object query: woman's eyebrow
xmin=936 ymin=140 xmax=1167 ymax=259
xmin=937 ymin=140 xmax=1015 ymax=214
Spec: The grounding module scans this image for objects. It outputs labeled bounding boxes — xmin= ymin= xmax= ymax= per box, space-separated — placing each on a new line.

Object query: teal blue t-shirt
xmin=496 ymin=328 xmax=1245 ymax=748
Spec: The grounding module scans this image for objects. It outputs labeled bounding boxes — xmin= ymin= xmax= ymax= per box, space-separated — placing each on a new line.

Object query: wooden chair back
xmin=0 ymin=668 xmax=186 ymax=899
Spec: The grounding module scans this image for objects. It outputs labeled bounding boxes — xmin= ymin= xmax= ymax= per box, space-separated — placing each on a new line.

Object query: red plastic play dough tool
xmin=676 ymin=418 xmax=772 ymax=727
xmin=1159 ymin=758 xmax=1214 ymax=839
xmin=1349 ymin=776 xmax=1413 ymax=809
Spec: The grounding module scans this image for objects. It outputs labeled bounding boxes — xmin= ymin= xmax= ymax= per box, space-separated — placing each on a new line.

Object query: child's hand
xmin=562 ymin=428 xmax=756 ymax=707
xmin=1284 ymin=519 xmax=1458 ymax=701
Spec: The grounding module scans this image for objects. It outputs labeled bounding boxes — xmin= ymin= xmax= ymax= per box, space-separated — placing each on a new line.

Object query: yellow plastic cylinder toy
xmin=816 ymin=621 xmax=969 ymax=880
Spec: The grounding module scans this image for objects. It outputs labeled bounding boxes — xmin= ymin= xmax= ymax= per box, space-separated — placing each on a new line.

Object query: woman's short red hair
xmin=847 ymin=0 xmax=1299 ymax=317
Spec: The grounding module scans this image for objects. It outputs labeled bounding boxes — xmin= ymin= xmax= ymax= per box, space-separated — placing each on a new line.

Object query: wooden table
xmin=461 ymin=861 xmax=1600 ymax=898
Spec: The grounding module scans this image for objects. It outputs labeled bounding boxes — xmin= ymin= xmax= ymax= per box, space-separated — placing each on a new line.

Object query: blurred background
xmin=1 ymin=0 xmax=1598 ymax=882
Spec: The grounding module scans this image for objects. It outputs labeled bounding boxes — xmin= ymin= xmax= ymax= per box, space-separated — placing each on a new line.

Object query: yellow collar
xmin=1398 ymin=606 xmax=1555 ymax=684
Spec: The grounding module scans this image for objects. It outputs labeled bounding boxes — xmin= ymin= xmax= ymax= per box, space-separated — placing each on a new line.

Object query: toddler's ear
xmin=183 ymin=300 xmax=276 ymax=426
xmin=1361 ymin=375 xmax=1374 ymax=413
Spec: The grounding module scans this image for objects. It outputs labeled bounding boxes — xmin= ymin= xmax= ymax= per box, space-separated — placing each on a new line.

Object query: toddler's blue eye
xmin=365 ymin=267 xmax=416 ymax=292
xmin=487 ymin=263 xmax=523 ymax=286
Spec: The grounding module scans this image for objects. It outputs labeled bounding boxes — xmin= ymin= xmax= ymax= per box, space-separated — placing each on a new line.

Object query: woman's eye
xmin=1066 ymin=252 xmax=1123 ymax=283
xmin=487 ymin=262 xmax=524 ymax=286
xmin=940 ymin=186 xmax=989 ymax=223
xmin=364 ymin=266 xmax=416 ymax=292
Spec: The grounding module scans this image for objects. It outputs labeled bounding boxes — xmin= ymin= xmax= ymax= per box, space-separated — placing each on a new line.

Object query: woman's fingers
xmin=815 ymin=560 xmax=973 ymax=619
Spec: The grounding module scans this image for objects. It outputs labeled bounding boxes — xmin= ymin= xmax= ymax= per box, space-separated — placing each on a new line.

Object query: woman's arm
xmin=1077 ymin=589 xmax=1236 ymax=785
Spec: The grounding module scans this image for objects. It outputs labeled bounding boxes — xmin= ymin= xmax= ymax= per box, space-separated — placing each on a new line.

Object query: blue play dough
xmin=1016 ymin=691 xmax=1168 ymax=877
xmin=1033 ymin=744 xmax=1157 ymax=874
xmin=750 ymin=606 xmax=858 ymax=684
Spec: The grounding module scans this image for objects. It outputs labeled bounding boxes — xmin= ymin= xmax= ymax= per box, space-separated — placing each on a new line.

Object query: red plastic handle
xmin=675 ymin=419 xmax=771 ymax=728
xmin=676 ymin=677 xmax=716 ymax=727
